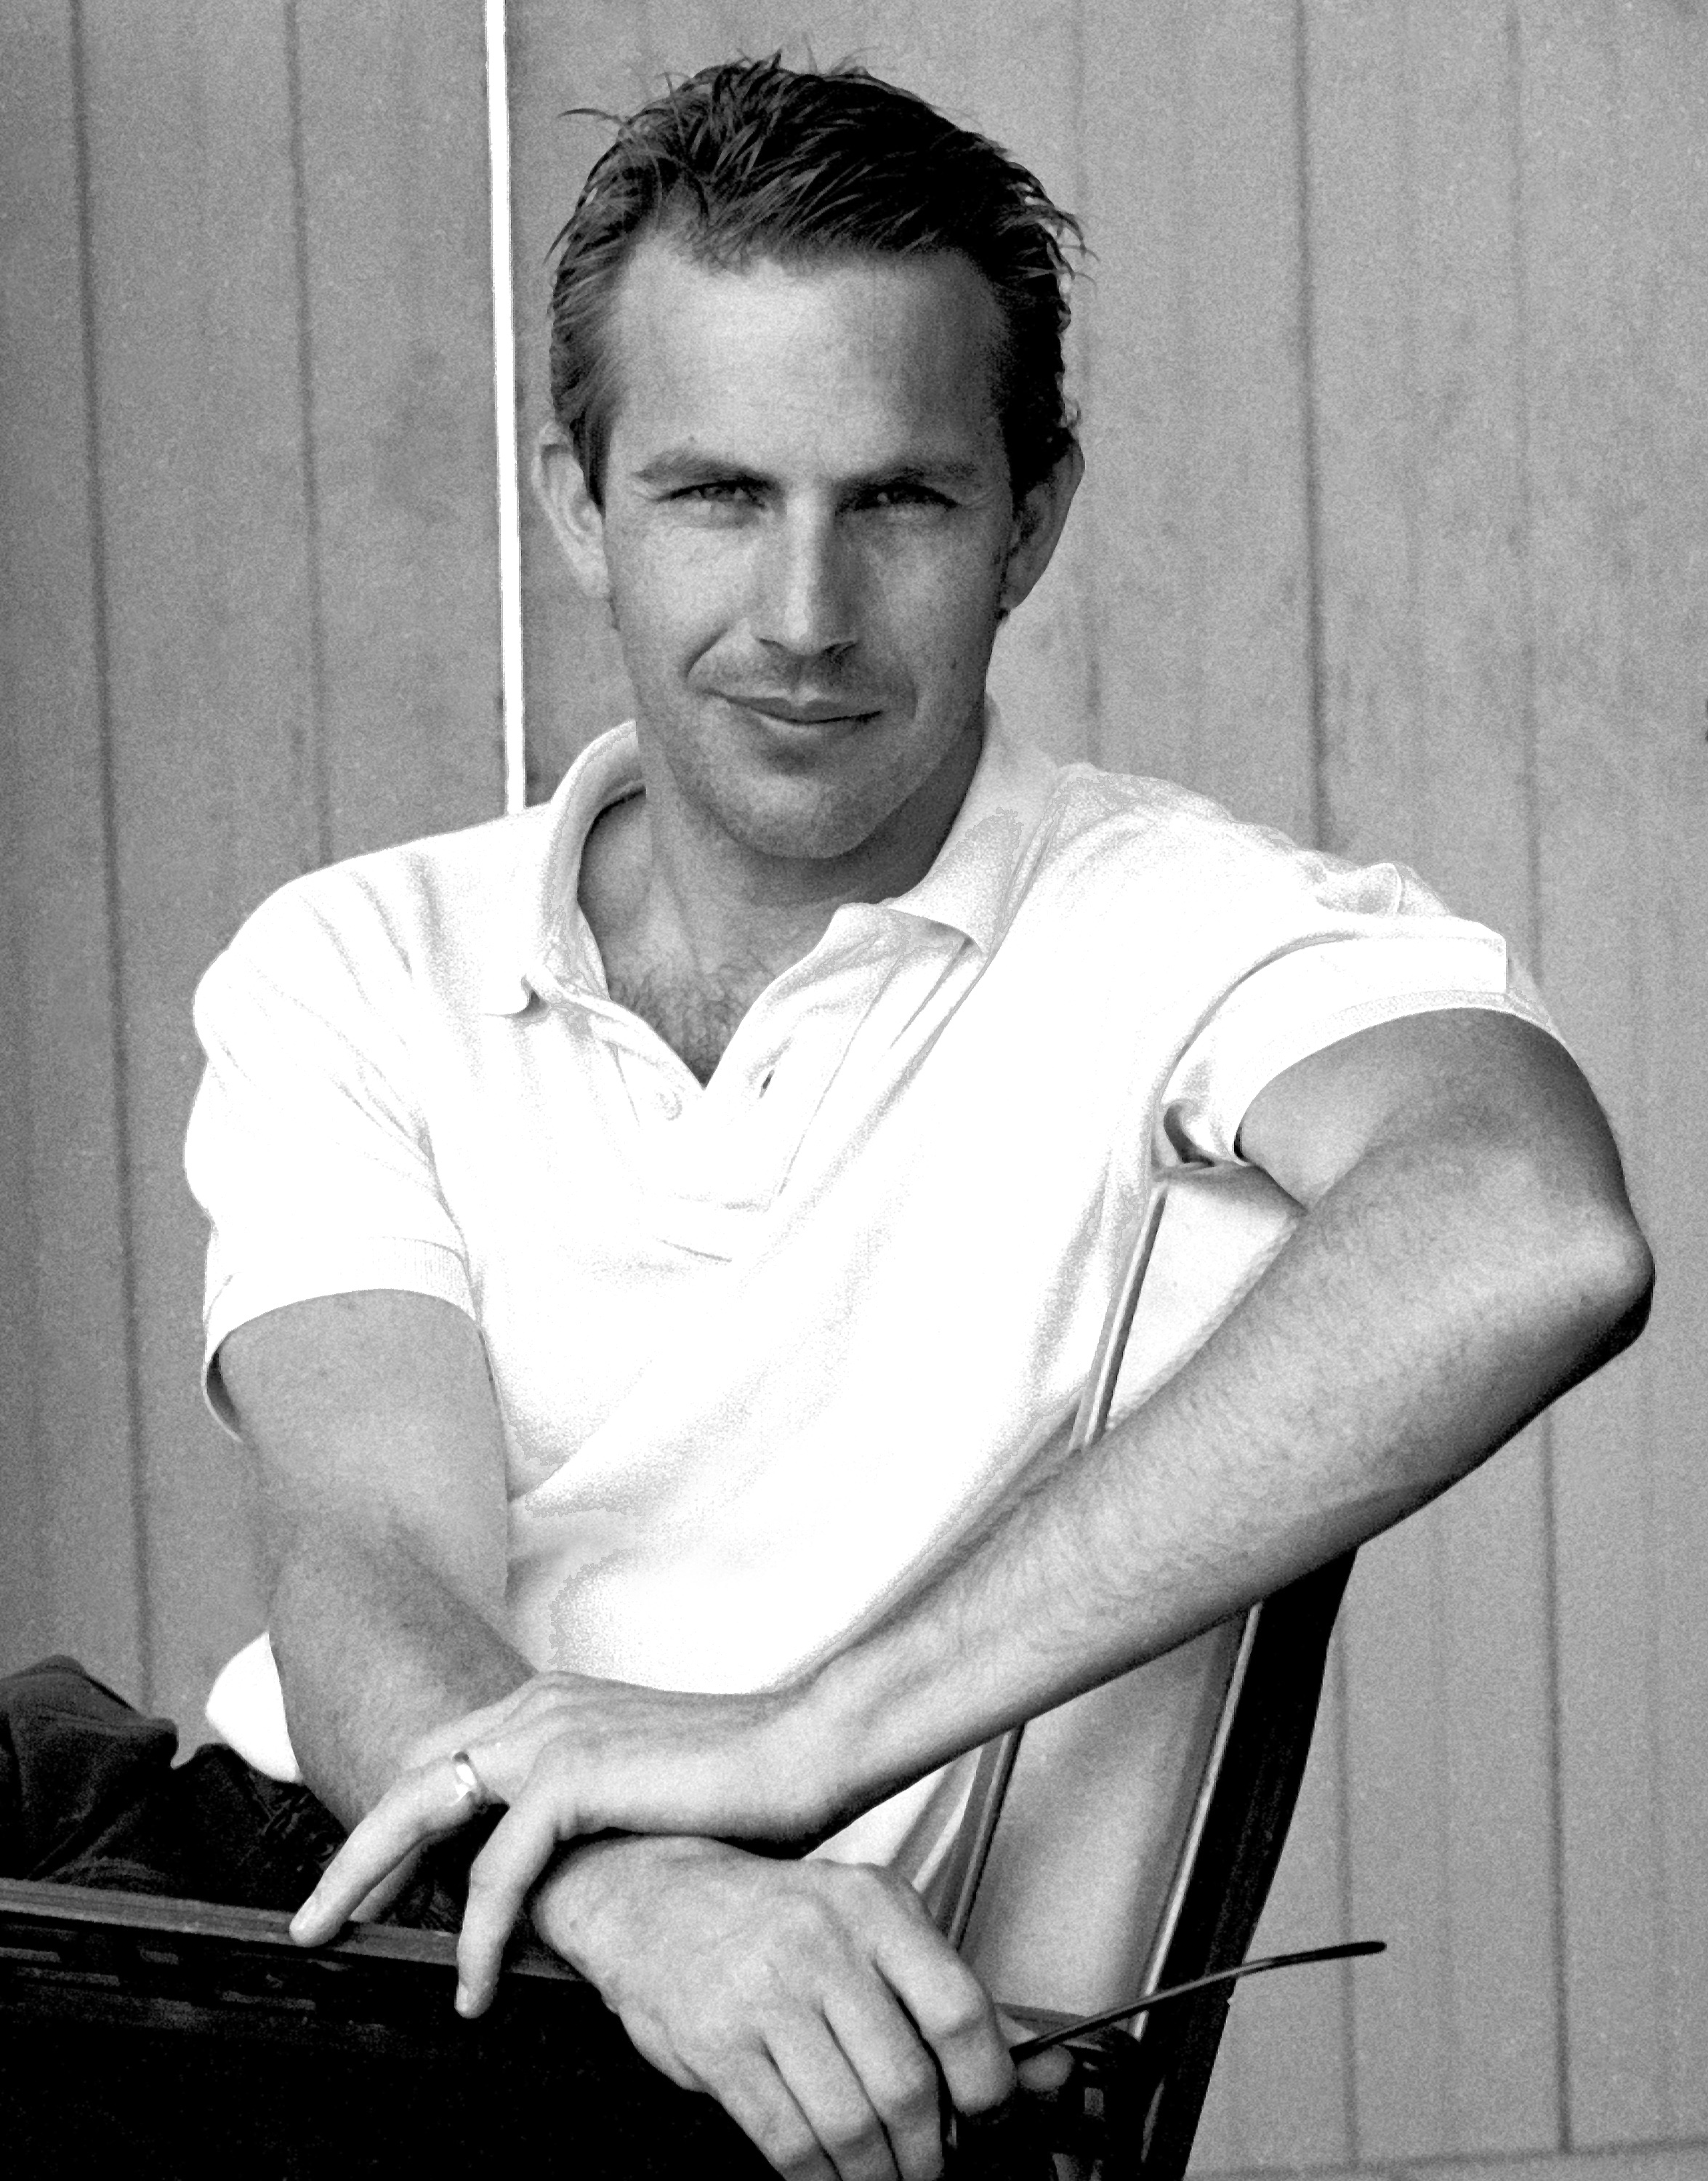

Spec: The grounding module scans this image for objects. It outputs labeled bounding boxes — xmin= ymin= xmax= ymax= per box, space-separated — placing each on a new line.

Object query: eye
xmin=674 ymin=478 xmax=761 ymax=507
xmin=859 ymin=480 xmax=953 ymax=516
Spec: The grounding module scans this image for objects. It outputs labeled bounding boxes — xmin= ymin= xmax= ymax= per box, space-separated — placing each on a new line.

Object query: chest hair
xmin=605 ymin=958 xmax=774 ymax=1085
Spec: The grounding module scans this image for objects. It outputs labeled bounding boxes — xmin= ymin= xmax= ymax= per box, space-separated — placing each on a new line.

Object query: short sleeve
xmin=185 ymin=878 xmax=476 ymax=1431
xmin=1160 ymin=859 xmax=1560 ymax=1166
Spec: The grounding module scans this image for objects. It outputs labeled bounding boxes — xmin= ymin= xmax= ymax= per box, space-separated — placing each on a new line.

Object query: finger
xmin=453 ymin=1792 xmax=575 ymax=2015
xmin=291 ymin=1764 xmax=475 ymax=1944
xmin=1014 ymin=2048 xmax=1074 ymax=2096
xmin=712 ymin=2055 xmax=839 ymax=2181
xmin=819 ymin=1992 xmax=946 ymax=2181
xmin=869 ymin=1919 xmax=1012 ymax=2121
xmin=1016 ymin=2050 xmax=1068 ymax=2102
xmin=993 ymin=2009 xmax=1075 ymax=2097
xmin=350 ymin=1844 xmax=425 ymax=1924
xmin=765 ymin=2019 xmax=901 ymax=2181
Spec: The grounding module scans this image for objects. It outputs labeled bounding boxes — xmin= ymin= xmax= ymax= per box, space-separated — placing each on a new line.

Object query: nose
xmin=752 ymin=507 xmax=857 ymax=659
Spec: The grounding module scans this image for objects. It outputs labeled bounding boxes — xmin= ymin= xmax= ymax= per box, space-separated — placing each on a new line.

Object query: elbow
xmin=1567 ymin=1205 xmax=1654 ymax=1370
xmin=1510 ymin=1164 xmax=1655 ymax=1389
xmin=1473 ymin=1125 xmax=1655 ymax=1390
xmin=1479 ymin=1075 xmax=1655 ymax=1378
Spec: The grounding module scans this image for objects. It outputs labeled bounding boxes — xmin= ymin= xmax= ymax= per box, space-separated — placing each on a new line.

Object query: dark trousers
xmin=1 ymin=1653 xmax=347 ymax=1911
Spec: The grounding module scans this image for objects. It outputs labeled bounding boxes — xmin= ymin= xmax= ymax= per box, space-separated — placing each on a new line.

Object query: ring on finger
xmin=448 ymin=1748 xmax=493 ymax=1811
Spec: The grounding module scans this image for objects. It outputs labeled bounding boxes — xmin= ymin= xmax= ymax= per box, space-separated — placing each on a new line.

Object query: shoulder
xmin=198 ymin=806 xmax=554 ymax=1019
xmin=1023 ymin=761 xmax=1430 ymax=928
xmin=1000 ymin=758 xmax=1548 ymax=1071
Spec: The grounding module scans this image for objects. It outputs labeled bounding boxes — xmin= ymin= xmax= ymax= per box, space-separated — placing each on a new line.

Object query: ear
xmin=534 ymin=422 xmax=612 ymax=601
xmin=997 ymin=440 xmax=1084 ymax=617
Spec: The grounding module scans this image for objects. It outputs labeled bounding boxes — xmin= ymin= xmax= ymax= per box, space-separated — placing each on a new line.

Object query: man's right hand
xmin=533 ymin=1836 xmax=1033 ymax=2181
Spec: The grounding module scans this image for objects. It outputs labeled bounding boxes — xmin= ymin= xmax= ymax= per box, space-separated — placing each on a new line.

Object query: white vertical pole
xmin=484 ymin=0 xmax=526 ymax=812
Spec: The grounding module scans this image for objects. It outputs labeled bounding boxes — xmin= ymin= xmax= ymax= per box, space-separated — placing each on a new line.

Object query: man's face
xmin=545 ymin=238 xmax=1074 ymax=879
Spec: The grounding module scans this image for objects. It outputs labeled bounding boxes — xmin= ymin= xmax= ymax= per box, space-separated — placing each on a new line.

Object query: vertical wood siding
xmin=1520 ymin=5 xmax=1708 ymax=2150
xmin=1 ymin=2 xmax=1700 ymax=2169
xmin=0 ymin=0 xmax=504 ymax=1737
xmin=1303 ymin=4 xmax=1561 ymax=2164
xmin=1 ymin=0 xmax=145 ymax=1704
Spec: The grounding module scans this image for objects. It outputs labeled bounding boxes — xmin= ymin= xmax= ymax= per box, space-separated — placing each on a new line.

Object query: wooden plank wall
xmin=507 ymin=1 xmax=1705 ymax=2172
xmin=0 ymin=0 xmax=503 ymax=1736
xmin=2 ymin=1 xmax=1701 ymax=2170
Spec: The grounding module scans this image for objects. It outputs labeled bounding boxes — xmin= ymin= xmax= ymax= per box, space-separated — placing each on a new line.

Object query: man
xmin=174 ymin=54 xmax=1649 ymax=2181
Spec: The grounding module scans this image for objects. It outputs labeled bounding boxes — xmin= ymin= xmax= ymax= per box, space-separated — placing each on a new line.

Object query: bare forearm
xmin=220 ymin=1293 xmax=530 ymax=1826
xmin=798 ymin=1127 xmax=1652 ymax=1825
xmin=271 ymin=1528 xmax=531 ymax=1825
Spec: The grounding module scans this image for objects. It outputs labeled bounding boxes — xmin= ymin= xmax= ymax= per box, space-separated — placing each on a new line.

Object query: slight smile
xmin=720 ymin=694 xmax=887 ymax=730
xmin=720 ymin=698 xmax=890 ymax=742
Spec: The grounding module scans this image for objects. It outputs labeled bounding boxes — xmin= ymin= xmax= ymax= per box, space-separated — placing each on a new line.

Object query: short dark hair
xmin=547 ymin=56 xmax=1082 ymax=504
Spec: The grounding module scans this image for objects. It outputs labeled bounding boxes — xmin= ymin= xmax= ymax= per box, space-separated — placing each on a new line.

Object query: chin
xmin=719 ymin=773 xmax=913 ymax=864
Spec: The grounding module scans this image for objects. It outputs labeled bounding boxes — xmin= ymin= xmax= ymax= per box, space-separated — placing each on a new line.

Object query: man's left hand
xmin=290 ymin=1668 xmax=831 ymax=2009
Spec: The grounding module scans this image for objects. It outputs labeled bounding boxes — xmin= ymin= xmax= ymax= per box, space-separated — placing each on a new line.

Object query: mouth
xmin=720 ymin=693 xmax=885 ymax=729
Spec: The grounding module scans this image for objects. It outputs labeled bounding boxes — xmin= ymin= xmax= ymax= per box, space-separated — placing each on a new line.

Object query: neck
xmin=576 ymin=718 xmax=979 ymax=1082
xmin=586 ymin=717 xmax=981 ymax=989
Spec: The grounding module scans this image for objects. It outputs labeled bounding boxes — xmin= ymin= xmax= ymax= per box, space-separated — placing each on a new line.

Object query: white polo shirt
xmin=187 ymin=710 xmax=1552 ymax=2007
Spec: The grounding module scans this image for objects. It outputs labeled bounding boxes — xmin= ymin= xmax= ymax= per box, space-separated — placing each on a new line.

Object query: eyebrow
xmin=630 ymin=447 xmax=989 ymax=492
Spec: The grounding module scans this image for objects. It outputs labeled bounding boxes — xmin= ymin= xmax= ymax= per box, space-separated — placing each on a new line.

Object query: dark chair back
xmin=1117 ymin=1554 xmax=1353 ymax=2177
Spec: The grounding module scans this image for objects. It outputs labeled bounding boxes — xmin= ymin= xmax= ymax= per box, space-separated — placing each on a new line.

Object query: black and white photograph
xmin=1 ymin=6 xmax=1701 ymax=2177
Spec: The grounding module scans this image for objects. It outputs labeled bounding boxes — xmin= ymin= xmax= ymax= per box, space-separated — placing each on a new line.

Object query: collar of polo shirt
xmin=474 ymin=704 xmax=1062 ymax=1020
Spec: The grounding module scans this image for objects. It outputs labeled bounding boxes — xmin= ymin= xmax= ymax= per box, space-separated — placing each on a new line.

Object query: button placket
xmin=587 ymin=917 xmax=911 ymax=1228
xmin=712 ymin=939 xmax=898 ymax=1209
xmin=576 ymin=1008 xmax=697 ymax=1146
